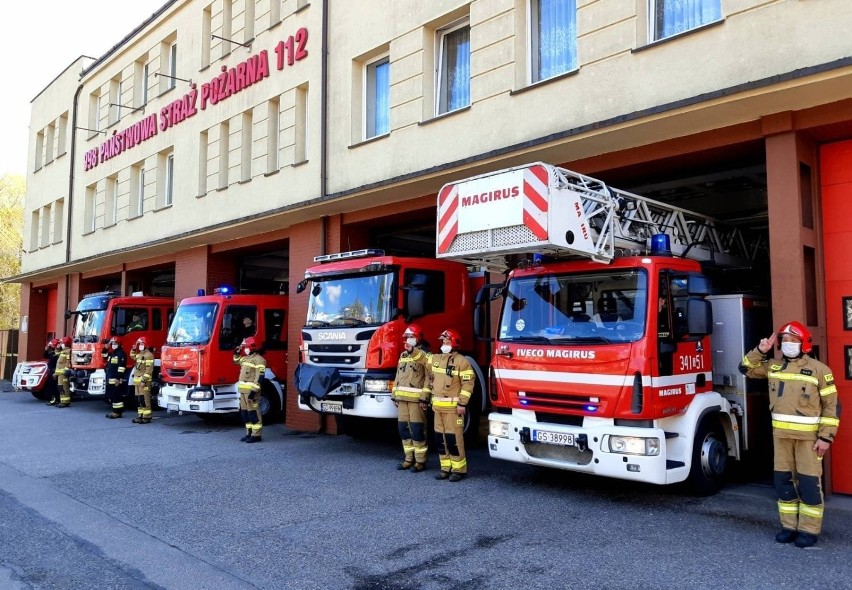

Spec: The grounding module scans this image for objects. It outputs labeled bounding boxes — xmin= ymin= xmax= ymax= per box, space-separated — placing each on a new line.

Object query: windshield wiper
xmin=551 ymin=336 xmax=613 ymax=344
xmin=502 ymin=336 xmax=551 ymax=344
xmin=331 ymin=317 xmax=368 ymax=326
xmin=305 ymin=320 xmax=330 ymax=327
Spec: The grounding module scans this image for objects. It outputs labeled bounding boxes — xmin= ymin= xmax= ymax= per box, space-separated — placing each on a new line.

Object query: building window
xmin=436 ymin=19 xmax=470 ymax=115
xmin=202 ymin=5 xmax=212 ymax=69
xmin=266 ymin=98 xmax=279 ymax=173
xmin=45 ymin=124 xmax=55 ymax=165
xmin=116 ymin=79 xmax=126 ymax=121
xmin=132 ymin=166 xmax=145 ymax=218
xmin=141 ymin=63 xmax=149 ymax=106
xmin=295 ymin=84 xmax=308 ymax=163
xmin=218 ymin=121 xmax=230 ymax=189
xmin=52 ymin=199 xmax=64 ymax=244
xmin=40 ymin=206 xmax=51 ymax=248
xmin=165 ymin=153 xmax=174 ymax=206
xmin=199 ymin=130 xmax=209 ymax=196
xmin=241 ymin=111 xmax=252 ymax=182
xmin=84 ymin=185 xmax=97 ymax=233
xmin=530 ymin=0 xmax=577 ymax=83
xmin=106 ymin=176 xmax=118 ymax=226
xmin=34 ymin=131 xmax=44 ymax=171
xmin=651 ymin=0 xmax=721 ymax=41
xmin=29 ymin=210 xmax=40 ymax=251
xmin=57 ymin=113 xmax=68 ymax=157
xmin=365 ymin=55 xmax=390 ymax=138
xmin=167 ymin=43 xmax=178 ymax=89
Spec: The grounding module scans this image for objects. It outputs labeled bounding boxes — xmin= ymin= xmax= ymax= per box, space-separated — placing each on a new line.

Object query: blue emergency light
xmin=214 ymin=286 xmax=233 ymax=295
xmin=196 ymin=289 xmax=206 ymax=296
xmin=650 ymin=233 xmax=672 ymax=256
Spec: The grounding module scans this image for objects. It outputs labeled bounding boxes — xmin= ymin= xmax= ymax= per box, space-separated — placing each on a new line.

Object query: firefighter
xmin=391 ymin=324 xmax=431 ymax=472
xmin=429 ymin=328 xmax=475 ymax=482
xmin=104 ymin=338 xmax=128 ymax=419
xmin=739 ymin=321 xmax=839 ymax=548
xmin=53 ymin=337 xmax=73 ymax=408
xmin=234 ymin=336 xmax=266 ymax=443
xmin=43 ymin=338 xmax=60 ymax=405
xmin=131 ymin=336 xmax=155 ymax=424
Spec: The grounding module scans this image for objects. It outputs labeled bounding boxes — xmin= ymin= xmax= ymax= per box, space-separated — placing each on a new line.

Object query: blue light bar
xmin=650 ymin=234 xmax=672 ymax=256
xmin=585 ymin=405 xmax=598 ymax=412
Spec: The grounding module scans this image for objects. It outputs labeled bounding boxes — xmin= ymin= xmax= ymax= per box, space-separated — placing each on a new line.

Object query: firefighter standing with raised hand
xmin=54 ymin=337 xmax=73 ymax=408
xmin=131 ymin=337 xmax=155 ymax=424
xmin=391 ymin=324 xmax=431 ymax=472
xmin=739 ymin=321 xmax=839 ymax=548
xmin=104 ymin=338 xmax=128 ymax=418
xmin=234 ymin=336 xmax=266 ymax=443
xmin=429 ymin=328 xmax=475 ymax=482
xmin=43 ymin=338 xmax=59 ymax=405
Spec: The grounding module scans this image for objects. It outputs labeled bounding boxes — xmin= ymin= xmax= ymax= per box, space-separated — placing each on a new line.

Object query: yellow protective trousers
xmin=774 ymin=436 xmax=824 ymax=535
xmin=434 ymin=410 xmax=467 ymax=475
xmin=134 ymin=380 xmax=152 ymax=420
xmin=239 ymin=390 xmax=262 ymax=438
xmin=397 ymin=400 xmax=427 ymax=465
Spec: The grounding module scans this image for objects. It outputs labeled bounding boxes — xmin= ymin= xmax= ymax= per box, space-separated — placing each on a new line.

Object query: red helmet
xmin=135 ymin=336 xmax=149 ymax=350
xmin=59 ymin=336 xmax=72 ymax=347
xmin=403 ymin=323 xmax=423 ymax=342
xmin=777 ymin=321 xmax=812 ymax=354
xmin=108 ymin=337 xmax=121 ymax=347
xmin=47 ymin=338 xmax=59 ymax=349
xmin=241 ymin=336 xmax=259 ymax=353
xmin=439 ymin=328 xmax=462 ymax=349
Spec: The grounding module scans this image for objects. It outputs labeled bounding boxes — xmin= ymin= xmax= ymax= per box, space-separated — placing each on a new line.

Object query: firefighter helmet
xmin=135 ymin=336 xmax=149 ymax=350
xmin=59 ymin=336 xmax=72 ymax=347
xmin=241 ymin=336 xmax=259 ymax=353
xmin=439 ymin=328 xmax=462 ymax=349
xmin=777 ymin=321 xmax=812 ymax=354
xmin=403 ymin=323 xmax=423 ymax=342
xmin=47 ymin=338 xmax=59 ymax=349
xmin=108 ymin=337 xmax=121 ymax=347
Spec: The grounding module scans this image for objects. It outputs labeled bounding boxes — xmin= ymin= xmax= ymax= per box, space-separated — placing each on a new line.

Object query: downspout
xmin=64 ymin=83 xmax=84 ymax=334
xmin=319 ymin=0 xmax=329 ymax=257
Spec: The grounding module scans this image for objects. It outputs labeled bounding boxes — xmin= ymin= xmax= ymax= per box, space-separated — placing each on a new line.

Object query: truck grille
xmin=308 ymin=344 xmax=362 ymax=353
xmin=523 ymin=441 xmax=593 ymax=465
xmin=167 ymin=369 xmax=187 ymax=377
xmin=308 ymin=355 xmax=360 ymax=365
xmin=74 ymin=352 xmax=93 ymax=365
xmin=521 ymin=392 xmax=601 ymax=412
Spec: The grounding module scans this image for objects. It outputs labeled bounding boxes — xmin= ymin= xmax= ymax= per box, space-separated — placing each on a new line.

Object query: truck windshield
xmin=499 ymin=269 xmax=647 ymax=344
xmin=167 ymin=303 xmax=218 ymax=345
xmin=73 ymin=310 xmax=106 ymax=343
xmin=305 ymin=272 xmax=394 ymax=327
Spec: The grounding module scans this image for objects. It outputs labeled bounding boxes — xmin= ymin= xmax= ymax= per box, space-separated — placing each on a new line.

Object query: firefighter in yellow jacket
xmin=131 ymin=336 xmax=156 ymax=424
xmin=739 ymin=320 xmax=839 ymax=548
xmin=392 ymin=324 xmax=431 ymax=472
xmin=234 ymin=336 xmax=266 ymax=443
xmin=54 ymin=336 xmax=73 ymax=408
xmin=429 ymin=328 xmax=475 ymax=482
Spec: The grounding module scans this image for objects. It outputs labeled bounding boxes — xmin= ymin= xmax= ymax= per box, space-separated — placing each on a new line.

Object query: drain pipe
xmin=63 ymin=83 xmax=84 ymax=335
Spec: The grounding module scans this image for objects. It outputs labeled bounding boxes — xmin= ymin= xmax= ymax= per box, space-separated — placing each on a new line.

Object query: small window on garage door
xmin=264 ymin=308 xmax=287 ymax=350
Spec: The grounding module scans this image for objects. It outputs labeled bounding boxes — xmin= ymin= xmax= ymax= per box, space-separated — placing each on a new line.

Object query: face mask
xmin=111 ymin=344 xmax=118 ymax=350
xmin=244 ymin=348 xmax=251 ymax=356
xmin=406 ymin=338 xmax=417 ymax=347
xmin=138 ymin=344 xmax=144 ymax=351
xmin=440 ymin=344 xmax=452 ymax=354
xmin=781 ymin=342 xmax=801 ymax=358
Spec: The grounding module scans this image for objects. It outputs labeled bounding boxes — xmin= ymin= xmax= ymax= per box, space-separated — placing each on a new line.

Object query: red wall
xmin=820 ymin=140 xmax=852 ymax=495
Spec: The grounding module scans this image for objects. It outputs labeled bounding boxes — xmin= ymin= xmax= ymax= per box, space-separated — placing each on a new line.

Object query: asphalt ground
xmin=1 ymin=382 xmax=851 ymax=590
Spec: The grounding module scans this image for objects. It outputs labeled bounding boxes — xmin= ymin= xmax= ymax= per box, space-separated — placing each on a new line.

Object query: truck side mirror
xmin=114 ymin=309 xmax=126 ymax=336
xmin=687 ymin=274 xmax=711 ymax=296
xmin=406 ymin=288 xmax=425 ymax=320
xmin=64 ymin=310 xmax=72 ymax=320
xmin=296 ymin=279 xmax=308 ymax=294
xmin=474 ymin=284 xmax=504 ymax=342
xmin=679 ymin=298 xmax=712 ymax=339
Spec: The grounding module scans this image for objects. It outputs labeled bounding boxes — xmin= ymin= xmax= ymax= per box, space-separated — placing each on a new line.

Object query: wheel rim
xmin=259 ymin=395 xmax=271 ymax=416
xmin=700 ymin=433 xmax=727 ymax=480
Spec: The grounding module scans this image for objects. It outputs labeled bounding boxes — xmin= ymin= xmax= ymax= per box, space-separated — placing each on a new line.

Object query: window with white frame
xmin=365 ymin=55 xmax=390 ymax=139
xmin=106 ymin=176 xmax=118 ymax=226
xmin=651 ymin=0 xmax=721 ymax=41
xmin=530 ymin=0 xmax=577 ymax=83
xmin=165 ymin=153 xmax=174 ymax=206
xmin=436 ymin=20 xmax=470 ymax=115
xmin=84 ymin=186 xmax=97 ymax=233
xmin=167 ymin=43 xmax=177 ymax=89
xmin=141 ymin=63 xmax=149 ymax=105
xmin=116 ymin=79 xmax=125 ymax=121
xmin=132 ymin=166 xmax=145 ymax=217
xmin=29 ymin=210 xmax=40 ymax=251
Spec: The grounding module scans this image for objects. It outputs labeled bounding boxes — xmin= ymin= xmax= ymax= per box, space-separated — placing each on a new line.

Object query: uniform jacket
xmin=132 ymin=349 xmax=155 ymax=383
xmin=234 ymin=352 xmax=266 ymax=394
xmin=44 ymin=348 xmax=58 ymax=374
xmin=392 ymin=347 xmax=430 ymax=403
xmin=740 ymin=348 xmax=839 ymax=442
xmin=104 ymin=348 xmax=128 ymax=381
xmin=426 ymin=351 xmax=475 ymax=412
xmin=54 ymin=348 xmax=71 ymax=376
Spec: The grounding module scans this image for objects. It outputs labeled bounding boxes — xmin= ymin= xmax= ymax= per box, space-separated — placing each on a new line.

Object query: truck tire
xmin=260 ymin=385 xmax=283 ymax=423
xmin=687 ymin=417 xmax=728 ymax=496
xmin=462 ymin=384 xmax=483 ymax=446
xmin=31 ymin=389 xmax=51 ymax=401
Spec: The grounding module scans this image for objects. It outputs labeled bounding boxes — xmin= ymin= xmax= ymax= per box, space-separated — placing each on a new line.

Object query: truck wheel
xmin=462 ymin=384 xmax=483 ymax=446
xmin=687 ymin=418 xmax=728 ymax=496
xmin=31 ymin=389 xmax=51 ymax=401
xmin=260 ymin=386 xmax=282 ymax=423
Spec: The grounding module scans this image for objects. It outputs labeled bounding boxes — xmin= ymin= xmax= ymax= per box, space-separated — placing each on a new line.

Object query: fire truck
xmin=436 ymin=162 xmax=770 ymax=493
xmin=157 ymin=289 xmax=288 ymax=420
xmin=66 ymin=291 xmax=174 ymax=401
xmin=294 ymin=251 xmax=488 ymax=435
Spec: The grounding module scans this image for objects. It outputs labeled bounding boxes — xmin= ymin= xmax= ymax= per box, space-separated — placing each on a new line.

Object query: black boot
xmin=794 ymin=532 xmax=818 ymax=548
xmin=775 ymin=529 xmax=797 ymax=544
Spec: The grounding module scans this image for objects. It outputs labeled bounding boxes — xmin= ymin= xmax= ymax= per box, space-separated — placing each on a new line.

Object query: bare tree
xmin=0 ymin=174 xmax=25 ymax=329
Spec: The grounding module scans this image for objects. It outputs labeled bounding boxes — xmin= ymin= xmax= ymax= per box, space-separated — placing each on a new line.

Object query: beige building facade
xmin=16 ymin=0 xmax=852 ymax=489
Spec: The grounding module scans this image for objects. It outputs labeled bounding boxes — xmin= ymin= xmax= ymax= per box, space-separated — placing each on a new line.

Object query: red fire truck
xmin=158 ymin=289 xmax=288 ymax=420
xmin=66 ymin=291 xmax=174 ymax=401
xmin=437 ymin=163 xmax=770 ymax=493
xmin=294 ymin=251 xmax=488 ymax=435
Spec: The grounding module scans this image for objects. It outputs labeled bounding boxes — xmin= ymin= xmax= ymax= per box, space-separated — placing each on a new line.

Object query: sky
xmin=0 ymin=0 xmax=168 ymax=178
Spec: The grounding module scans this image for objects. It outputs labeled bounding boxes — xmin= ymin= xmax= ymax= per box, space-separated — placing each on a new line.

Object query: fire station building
xmin=17 ymin=0 xmax=852 ymax=492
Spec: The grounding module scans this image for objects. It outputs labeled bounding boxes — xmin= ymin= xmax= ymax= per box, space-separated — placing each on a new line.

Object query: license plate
xmin=320 ymin=401 xmax=343 ymax=414
xmin=532 ymin=430 xmax=575 ymax=446
xmin=167 ymin=403 xmax=179 ymax=411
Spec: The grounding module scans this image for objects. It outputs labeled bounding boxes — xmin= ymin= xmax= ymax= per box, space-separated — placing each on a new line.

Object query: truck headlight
xmin=608 ymin=436 xmax=660 ymax=456
xmin=187 ymin=388 xmax=214 ymax=401
xmin=489 ymin=421 xmax=509 ymax=438
xmin=91 ymin=377 xmax=104 ymax=385
xmin=364 ymin=379 xmax=392 ymax=393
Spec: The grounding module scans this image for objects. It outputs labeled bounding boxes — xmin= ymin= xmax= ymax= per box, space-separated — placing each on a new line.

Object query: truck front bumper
xmin=69 ymin=369 xmax=106 ymax=398
xmin=159 ymin=383 xmax=239 ymax=414
xmin=487 ymin=410 xmax=675 ymax=485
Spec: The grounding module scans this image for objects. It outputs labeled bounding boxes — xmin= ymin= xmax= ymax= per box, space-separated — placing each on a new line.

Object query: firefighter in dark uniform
xmin=234 ymin=336 xmax=266 ymax=443
xmin=429 ymin=329 xmax=475 ymax=482
xmin=739 ymin=320 xmax=839 ymax=548
xmin=104 ymin=338 xmax=128 ymax=418
xmin=54 ymin=336 xmax=73 ymax=408
xmin=131 ymin=336 xmax=155 ymax=424
xmin=44 ymin=338 xmax=59 ymax=405
xmin=391 ymin=324 xmax=431 ymax=472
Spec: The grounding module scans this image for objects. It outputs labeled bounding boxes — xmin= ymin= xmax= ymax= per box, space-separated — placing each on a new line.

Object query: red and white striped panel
xmin=522 ymin=165 xmax=549 ymax=241
xmin=437 ymin=183 xmax=459 ymax=255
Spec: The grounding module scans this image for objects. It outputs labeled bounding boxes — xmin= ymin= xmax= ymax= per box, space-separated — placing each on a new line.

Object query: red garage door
xmin=45 ymin=288 xmax=57 ymax=341
xmin=820 ymin=140 xmax=852 ymax=495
